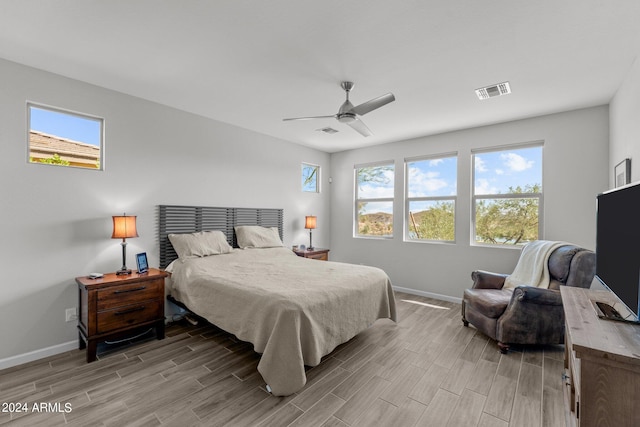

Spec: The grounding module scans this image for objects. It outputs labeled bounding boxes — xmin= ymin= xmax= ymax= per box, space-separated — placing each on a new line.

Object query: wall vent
xmin=316 ymin=127 xmax=339 ymax=134
xmin=475 ymin=81 xmax=511 ymax=100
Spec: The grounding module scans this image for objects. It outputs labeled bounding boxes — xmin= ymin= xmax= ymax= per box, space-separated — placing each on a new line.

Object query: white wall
xmin=330 ymin=107 xmax=609 ymax=301
xmin=610 ymin=56 xmax=640 ymax=186
xmin=0 ymin=58 xmax=330 ymax=364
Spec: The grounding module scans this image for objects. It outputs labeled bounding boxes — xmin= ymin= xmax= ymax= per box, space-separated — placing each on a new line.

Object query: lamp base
xmin=117 ymin=240 xmax=131 ymax=276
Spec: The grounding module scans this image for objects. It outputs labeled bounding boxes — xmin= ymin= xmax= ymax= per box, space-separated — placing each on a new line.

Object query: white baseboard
xmin=393 ymin=286 xmax=462 ymax=305
xmin=0 ymin=340 xmax=77 ymax=371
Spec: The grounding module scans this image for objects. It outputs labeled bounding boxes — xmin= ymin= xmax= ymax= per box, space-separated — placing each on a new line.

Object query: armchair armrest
xmin=471 ymin=270 xmax=508 ymax=289
xmin=512 ymin=286 xmax=562 ymax=306
xmin=497 ymin=286 xmax=565 ymax=345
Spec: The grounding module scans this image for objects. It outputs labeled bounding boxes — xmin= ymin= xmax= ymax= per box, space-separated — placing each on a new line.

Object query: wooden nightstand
xmin=293 ymin=248 xmax=330 ymax=261
xmin=76 ymin=268 xmax=168 ymax=362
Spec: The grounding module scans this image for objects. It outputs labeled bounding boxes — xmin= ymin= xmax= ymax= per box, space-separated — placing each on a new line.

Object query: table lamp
xmin=112 ymin=214 xmax=138 ymax=275
xmin=305 ymin=215 xmax=316 ymax=250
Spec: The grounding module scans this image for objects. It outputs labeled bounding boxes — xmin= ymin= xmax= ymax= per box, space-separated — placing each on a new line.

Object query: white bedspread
xmin=168 ymin=247 xmax=397 ymax=396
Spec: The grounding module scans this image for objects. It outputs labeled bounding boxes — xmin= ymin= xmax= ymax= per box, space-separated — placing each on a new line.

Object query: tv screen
xmin=596 ymin=181 xmax=640 ymax=320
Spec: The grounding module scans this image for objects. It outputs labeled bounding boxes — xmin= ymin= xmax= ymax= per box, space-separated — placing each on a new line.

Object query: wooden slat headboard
xmin=158 ymin=205 xmax=284 ymax=269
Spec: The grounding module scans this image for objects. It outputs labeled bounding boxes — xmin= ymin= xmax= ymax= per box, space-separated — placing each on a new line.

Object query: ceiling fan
xmin=283 ymin=81 xmax=395 ymax=137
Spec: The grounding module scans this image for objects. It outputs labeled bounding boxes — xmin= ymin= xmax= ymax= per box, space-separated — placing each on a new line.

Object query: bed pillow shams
xmin=168 ymin=230 xmax=233 ymax=260
xmin=235 ymin=225 xmax=284 ymax=248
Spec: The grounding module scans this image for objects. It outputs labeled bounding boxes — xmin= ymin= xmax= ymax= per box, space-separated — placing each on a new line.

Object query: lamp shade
xmin=111 ymin=215 xmax=139 ymax=239
xmin=305 ymin=215 xmax=317 ymax=230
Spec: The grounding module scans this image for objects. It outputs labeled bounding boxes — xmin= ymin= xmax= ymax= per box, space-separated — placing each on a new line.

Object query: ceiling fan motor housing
xmin=338 ymin=97 xmax=356 ymax=123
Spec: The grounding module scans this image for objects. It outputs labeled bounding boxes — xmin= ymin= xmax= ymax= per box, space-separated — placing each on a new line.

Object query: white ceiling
xmin=1 ymin=1 xmax=640 ymax=153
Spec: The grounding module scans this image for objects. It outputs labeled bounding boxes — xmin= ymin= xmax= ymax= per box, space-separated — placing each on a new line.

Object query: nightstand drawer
xmin=97 ymin=300 xmax=163 ymax=334
xmin=97 ymin=279 xmax=163 ymax=310
xmin=306 ymin=252 xmax=328 ymax=261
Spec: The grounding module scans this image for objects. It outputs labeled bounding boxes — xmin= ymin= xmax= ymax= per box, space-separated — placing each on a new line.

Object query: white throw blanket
xmin=504 ymin=240 xmax=568 ymax=289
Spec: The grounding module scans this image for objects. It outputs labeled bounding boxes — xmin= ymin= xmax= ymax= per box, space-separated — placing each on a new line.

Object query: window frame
xmin=27 ymin=102 xmax=105 ymax=171
xmin=354 ymin=160 xmax=395 ymax=239
xmin=404 ymin=152 xmax=458 ymax=243
xmin=471 ymin=141 xmax=544 ymax=247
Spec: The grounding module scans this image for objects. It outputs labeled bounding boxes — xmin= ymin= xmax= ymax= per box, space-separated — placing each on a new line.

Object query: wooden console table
xmin=560 ymin=286 xmax=640 ymax=427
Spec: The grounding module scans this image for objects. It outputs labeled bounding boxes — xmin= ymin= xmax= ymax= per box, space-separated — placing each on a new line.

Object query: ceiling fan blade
xmin=347 ymin=117 xmax=373 ymax=137
xmin=283 ymin=115 xmax=336 ymax=121
xmin=350 ymin=92 xmax=395 ymax=116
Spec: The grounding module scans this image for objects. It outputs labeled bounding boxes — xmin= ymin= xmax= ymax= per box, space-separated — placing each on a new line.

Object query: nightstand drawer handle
xmin=114 ymin=286 xmax=146 ymax=294
xmin=114 ymin=306 xmax=146 ymax=315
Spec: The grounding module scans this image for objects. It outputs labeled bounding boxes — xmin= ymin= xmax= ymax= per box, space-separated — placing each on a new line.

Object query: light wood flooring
xmin=0 ymin=292 xmax=567 ymax=426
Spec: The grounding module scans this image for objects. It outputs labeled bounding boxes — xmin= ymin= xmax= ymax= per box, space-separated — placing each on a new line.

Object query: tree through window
xmin=472 ymin=143 xmax=543 ymax=246
xmin=405 ymin=154 xmax=457 ymax=242
xmin=302 ymin=163 xmax=319 ymax=192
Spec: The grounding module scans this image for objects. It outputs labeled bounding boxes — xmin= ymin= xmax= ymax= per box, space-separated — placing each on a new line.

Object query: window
xmin=472 ymin=143 xmax=543 ymax=246
xmin=302 ymin=163 xmax=319 ymax=192
xmin=355 ymin=162 xmax=394 ymax=238
xmin=406 ymin=154 xmax=457 ymax=242
xmin=27 ymin=103 xmax=104 ymax=170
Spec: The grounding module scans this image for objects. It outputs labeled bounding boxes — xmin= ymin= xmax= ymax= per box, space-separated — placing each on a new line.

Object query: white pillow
xmin=168 ymin=230 xmax=233 ymax=260
xmin=235 ymin=226 xmax=283 ymax=249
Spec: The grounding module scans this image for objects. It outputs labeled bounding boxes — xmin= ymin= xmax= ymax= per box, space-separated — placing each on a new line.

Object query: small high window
xmin=302 ymin=163 xmax=319 ymax=192
xmin=28 ymin=103 xmax=104 ymax=170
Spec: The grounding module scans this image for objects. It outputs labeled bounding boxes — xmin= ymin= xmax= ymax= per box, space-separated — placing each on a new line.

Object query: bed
xmin=158 ymin=205 xmax=397 ymax=396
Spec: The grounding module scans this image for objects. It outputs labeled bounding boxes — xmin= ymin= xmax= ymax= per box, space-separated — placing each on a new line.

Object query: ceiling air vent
xmin=316 ymin=127 xmax=339 ymax=134
xmin=475 ymin=81 xmax=511 ymax=100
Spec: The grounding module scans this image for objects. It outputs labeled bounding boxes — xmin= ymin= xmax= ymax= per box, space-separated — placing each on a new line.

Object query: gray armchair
xmin=462 ymin=244 xmax=595 ymax=353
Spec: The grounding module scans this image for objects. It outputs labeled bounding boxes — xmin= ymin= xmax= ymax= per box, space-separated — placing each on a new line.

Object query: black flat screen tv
xmin=595 ymin=180 xmax=640 ymax=321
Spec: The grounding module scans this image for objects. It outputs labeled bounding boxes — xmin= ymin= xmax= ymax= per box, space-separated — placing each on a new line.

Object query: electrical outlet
xmin=65 ymin=308 xmax=78 ymax=322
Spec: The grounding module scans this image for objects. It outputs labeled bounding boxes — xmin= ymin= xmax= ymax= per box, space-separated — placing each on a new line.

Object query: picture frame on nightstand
xmin=136 ymin=252 xmax=148 ymax=273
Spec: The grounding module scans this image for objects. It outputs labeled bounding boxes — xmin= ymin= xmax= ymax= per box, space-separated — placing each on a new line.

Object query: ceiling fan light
xmin=337 ymin=113 xmax=356 ymax=124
